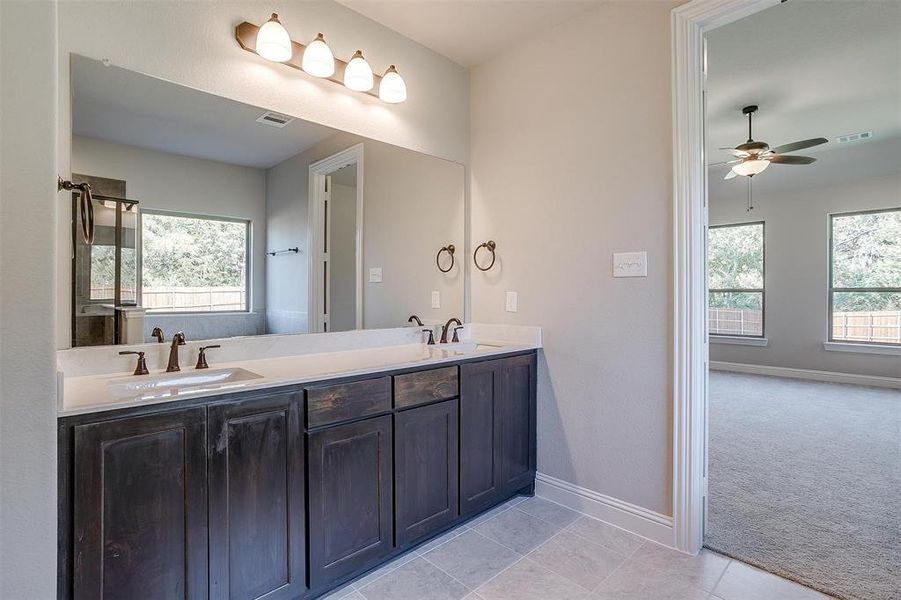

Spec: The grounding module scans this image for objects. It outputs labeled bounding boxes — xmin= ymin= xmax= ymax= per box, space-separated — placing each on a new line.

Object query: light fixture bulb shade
xmin=302 ymin=33 xmax=335 ymax=77
xmin=379 ymin=65 xmax=407 ymax=103
xmin=344 ymin=51 xmax=374 ymax=91
xmin=256 ymin=14 xmax=292 ymax=63
xmin=731 ymin=158 xmax=770 ymax=177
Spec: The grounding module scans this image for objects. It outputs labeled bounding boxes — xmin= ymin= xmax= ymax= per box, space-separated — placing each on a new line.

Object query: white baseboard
xmin=710 ymin=361 xmax=901 ymax=390
xmin=535 ymin=472 xmax=675 ymax=548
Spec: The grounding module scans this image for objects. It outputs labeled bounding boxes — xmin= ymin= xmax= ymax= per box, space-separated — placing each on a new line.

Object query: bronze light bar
xmin=235 ymin=21 xmax=383 ymax=100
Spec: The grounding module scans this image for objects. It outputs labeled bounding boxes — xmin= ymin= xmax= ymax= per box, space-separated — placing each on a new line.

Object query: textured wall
xmin=470 ymin=1 xmax=678 ymax=516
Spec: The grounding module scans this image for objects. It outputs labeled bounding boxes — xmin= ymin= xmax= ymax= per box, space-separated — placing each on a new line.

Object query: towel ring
xmin=436 ymin=244 xmax=456 ymax=273
xmin=473 ymin=240 xmax=497 ymax=271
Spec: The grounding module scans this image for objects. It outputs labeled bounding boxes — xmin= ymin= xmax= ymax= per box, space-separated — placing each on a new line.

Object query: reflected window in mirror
xmin=140 ymin=211 xmax=250 ymax=313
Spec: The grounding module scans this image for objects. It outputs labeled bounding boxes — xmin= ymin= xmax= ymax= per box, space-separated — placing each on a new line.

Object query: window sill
xmin=823 ymin=342 xmax=901 ymax=356
xmin=144 ymin=310 xmax=252 ymax=317
xmin=709 ymin=335 xmax=768 ymax=347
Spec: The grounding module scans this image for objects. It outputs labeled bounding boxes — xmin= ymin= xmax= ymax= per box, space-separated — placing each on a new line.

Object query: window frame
xmin=828 ymin=207 xmax=901 ymax=346
xmin=139 ymin=208 xmax=252 ymax=315
xmin=707 ymin=220 xmax=766 ymax=339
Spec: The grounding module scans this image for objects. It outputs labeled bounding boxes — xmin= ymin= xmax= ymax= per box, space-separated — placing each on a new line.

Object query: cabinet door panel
xmin=395 ymin=399 xmax=459 ymax=545
xmin=500 ymin=354 xmax=537 ymax=491
xmin=459 ymin=360 xmax=503 ymax=516
xmin=73 ymin=408 xmax=207 ymax=600
xmin=208 ymin=394 xmax=305 ymax=600
xmin=308 ymin=415 xmax=393 ymax=589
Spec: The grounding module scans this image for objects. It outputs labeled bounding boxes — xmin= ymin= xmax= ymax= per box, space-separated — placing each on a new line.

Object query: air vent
xmin=835 ymin=131 xmax=873 ymax=144
xmin=256 ymin=111 xmax=294 ymax=128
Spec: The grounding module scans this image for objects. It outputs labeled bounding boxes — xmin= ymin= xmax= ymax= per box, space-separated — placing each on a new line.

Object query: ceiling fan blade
xmin=708 ymin=159 xmax=741 ymax=167
xmin=769 ymin=154 xmax=816 ymax=165
xmin=719 ymin=148 xmax=750 ymax=158
xmin=772 ymin=137 xmax=828 ymax=154
xmin=724 ymin=169 xmax=738 ymax=180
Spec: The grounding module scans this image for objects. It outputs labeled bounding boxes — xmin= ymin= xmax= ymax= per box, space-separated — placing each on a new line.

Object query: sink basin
xmin=433 ymin=342 xmax=504 ymax=355
xmin=106 ymin=367 xmax=263 ymax=401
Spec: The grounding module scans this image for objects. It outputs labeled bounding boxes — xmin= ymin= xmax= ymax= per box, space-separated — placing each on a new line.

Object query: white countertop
xmin=57 ymin=324 xmax=541 ymax=417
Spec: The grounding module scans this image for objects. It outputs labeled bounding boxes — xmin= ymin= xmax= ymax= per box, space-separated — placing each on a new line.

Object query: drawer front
xmin=307 ymin=377 xmax=392 ymax=428
xmin=394 ymin=366 xmax=459 ymax=409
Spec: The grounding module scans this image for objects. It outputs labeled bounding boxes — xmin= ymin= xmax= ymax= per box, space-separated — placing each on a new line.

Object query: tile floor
xmin=319 ymin=496 xmax=832 ymax=600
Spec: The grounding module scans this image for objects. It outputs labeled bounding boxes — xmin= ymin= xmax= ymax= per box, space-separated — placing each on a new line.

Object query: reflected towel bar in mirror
xmin=436 ymin=244 xmax=455 ymax=273
xmin=473 ymin=240 xmax=497 ymax=271
xmin=267 ymin=247 xmax=300 ymax=256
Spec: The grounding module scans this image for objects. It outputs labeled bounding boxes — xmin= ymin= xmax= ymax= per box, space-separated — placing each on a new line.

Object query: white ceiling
xmin=336 ymin=0 xmax=600 ymax=66
xmin=72 ymin=55 xmax=338 ymax=169
xmin=706 ymin=0 xmax=901 ymax=199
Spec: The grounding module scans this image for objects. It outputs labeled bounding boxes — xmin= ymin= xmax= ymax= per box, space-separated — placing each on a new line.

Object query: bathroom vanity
xmin=56 ymin=334 xmax=538 ymax=600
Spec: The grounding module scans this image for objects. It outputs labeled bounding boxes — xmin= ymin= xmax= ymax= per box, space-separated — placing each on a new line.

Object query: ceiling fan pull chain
xmin=746 ymin=178 xmax=754 ymax=212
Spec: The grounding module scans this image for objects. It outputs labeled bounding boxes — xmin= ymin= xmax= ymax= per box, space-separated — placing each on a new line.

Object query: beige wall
xmin=470 ymin=1 xmax=678 ymax=516
xmin=71 ymin=136 xmax=268 ymax=341
xmin=329 ymin=180 xmax=359 ymax=332
xmin=710 ymin=174 xmax=901 ymax=379
xmin=267 ymin=131 xmax=465 ymax=334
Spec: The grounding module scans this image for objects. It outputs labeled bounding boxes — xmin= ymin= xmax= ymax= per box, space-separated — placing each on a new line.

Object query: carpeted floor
xmin=705 ymin=371 xmax=901 ymax=600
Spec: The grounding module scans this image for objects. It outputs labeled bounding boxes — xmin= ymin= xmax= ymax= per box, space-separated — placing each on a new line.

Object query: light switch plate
xmin=431 ymin=290 xmax=441 ymax=309
xmin=505 ymin=291 xmax=518 ymax=312
xmin=613 ymin=251 xmax=647 ymax=278
xmin=369 ymin=267 xmax=383 ymax=283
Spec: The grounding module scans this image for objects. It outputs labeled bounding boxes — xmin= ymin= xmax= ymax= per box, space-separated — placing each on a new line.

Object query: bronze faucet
xmin=408 ymin=315 xmax=423 ymax=326
xmin=151 ymin=326 xmax=165 ymax=343
xmin=439 ymin=318 xmax=462 ymax=344
xmin=119 ymin=351 xmax=149 ymax=376
xmin=166 ymin=332 xmax=186 ymax=372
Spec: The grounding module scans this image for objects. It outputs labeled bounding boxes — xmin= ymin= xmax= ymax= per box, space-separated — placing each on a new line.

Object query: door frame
xmin=308 ymin=144 xmax=364 ymax=333
xmin=670 ymin=0 xmax=778 ymax=553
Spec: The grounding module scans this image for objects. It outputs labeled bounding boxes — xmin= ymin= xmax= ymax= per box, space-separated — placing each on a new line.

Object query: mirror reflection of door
xmin=324 ymin=164 xmax=359 ymax=332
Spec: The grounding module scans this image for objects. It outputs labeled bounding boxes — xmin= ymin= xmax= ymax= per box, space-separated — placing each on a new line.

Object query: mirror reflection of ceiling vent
xmin=835 ymin=131 xmax=873 ymax=144
xmin=256 ymin=111 xmax=294 ymax=128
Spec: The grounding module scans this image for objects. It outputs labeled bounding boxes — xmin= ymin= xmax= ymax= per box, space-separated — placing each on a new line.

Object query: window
xmin=708 ymin=222 xmax=765 ymax=337
xmin=829 ymin=208 xmax=901 ymax=345
xmin=141 ymin=211 xmax=249 ymax=313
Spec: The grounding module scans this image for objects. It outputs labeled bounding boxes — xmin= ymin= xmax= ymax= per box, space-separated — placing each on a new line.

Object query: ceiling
xmin=336 ymin=0 xmax=600 ymax=66
xmin=72 ymin=55 xmax=338 ymax=169
xmin=706 ymin=0 xmax=901 ymax=199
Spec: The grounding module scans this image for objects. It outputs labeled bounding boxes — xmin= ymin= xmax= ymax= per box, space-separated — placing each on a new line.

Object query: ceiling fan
xmin=714 ymin=105 xmax=828 ymax=180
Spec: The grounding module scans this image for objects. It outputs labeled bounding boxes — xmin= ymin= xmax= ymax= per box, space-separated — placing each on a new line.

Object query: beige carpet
xmin=705 ymin=371 xmax=901 ymax=600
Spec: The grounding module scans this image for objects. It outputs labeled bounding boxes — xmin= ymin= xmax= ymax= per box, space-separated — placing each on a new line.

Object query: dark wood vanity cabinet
xmin=460 ymin=353 xmax=537 ymax=516
xmin=207 ymin=393 xmax=306 ymax=600
xmin=69 ymin=407 xmax=208 ymax=600
xmin=307 ymin=414 xmax=394 ymax=589
xmin=60 ymin=351 xmax=537 ymax=600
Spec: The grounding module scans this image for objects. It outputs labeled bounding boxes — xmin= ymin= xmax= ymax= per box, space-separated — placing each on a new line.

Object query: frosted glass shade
xmin=379 ymin=65 xmax=407 ymax=104
xmin=732 ymin=159 xmax=770 ymax=177
xmin=256 ymin=14 xmax=292 ymax=63
xmin=344 ymin=51 xmax=374 ymax=92
xmin=302 ymin=33 xmax=335 ymax=78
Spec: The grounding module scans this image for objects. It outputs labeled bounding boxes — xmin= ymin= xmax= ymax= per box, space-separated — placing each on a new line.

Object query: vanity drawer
xmin=307 ymin=376 xmax=392 ymax=428
xmin=394 ymin=366 xmax=459 ymax=409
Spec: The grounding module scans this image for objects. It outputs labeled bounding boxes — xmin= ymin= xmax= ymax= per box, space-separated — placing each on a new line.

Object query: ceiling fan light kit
xmin=717 ymin=105 xmax=827 ymax=180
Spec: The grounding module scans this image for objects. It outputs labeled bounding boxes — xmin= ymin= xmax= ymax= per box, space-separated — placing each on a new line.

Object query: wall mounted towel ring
xmin=59 ymin=177 xmax=94 ymax=245
xmin=473 ymin=240 xmax=497 ymax=271
xmin=436 ymin=244 xmax=456 ymax=272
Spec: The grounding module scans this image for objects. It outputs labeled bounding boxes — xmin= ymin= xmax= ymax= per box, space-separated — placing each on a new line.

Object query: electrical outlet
xmin=369 ymin=267 xmax=382 ymax=283
xmin=613 ymin=252 xmax=647 ymax=278
xmin=431 ymin=290 xmax=441 ymax=309
xmin=505 ymin=291 xmax=518 ymax=312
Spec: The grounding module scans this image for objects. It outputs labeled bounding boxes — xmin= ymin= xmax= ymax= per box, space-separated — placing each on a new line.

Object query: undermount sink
xmin=434 ymin=342 xmax=503 ymax=355
xmin=106 ymin=367 xmax=263 ymax=401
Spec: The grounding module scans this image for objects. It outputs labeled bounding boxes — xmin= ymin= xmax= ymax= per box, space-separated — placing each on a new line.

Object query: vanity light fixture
xmin=344 ymin=50 xmax=374 ymax=92
xmin=379 ymin=65 xmax=407 ymax=104
xmin=302 ymin=33 xmax=335 ymax=78
xmin=255 ymin=13 xmax=292 ymax=62
xmin=235 ymin=18 xmax=406 ymax=103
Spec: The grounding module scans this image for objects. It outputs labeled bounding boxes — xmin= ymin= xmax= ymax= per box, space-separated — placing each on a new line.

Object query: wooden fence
xmin=832 ymin=310 xmax=901 ymax=344
xmin=91 ymin=286 xmax=246 ymax=312
xmin=708 ymin=308 xmax=763 ymax=336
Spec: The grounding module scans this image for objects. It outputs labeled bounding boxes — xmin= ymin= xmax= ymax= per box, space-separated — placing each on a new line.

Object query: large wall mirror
xmin=67 ymin=55 xmax=464 ymax=347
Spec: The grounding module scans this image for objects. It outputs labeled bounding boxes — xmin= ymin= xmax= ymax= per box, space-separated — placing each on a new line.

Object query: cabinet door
xmin=72 ymin=408 xmax=207 ymax=600
xmin=459 ymin=360 xmax=503 ymax=516
xmin=308 ymin=415 xmax=394 ymax=589
xmin=499 ymin=354 xmax=538 ymax=492
xmin=208 ymin=394 xmax=305 ymax=599
xmin=395 ymin=399 xmax=459 ymax=546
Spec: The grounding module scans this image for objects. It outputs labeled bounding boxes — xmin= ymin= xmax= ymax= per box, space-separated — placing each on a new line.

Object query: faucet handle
xmin=452 ymin=326 xmax=464 ymax=343
xmin=119 ymin=351 xmax=149 ymax=376
xmin=421 ymin=329 xmax=435 ymax=345
xmin=196 ymin=345 xmax=221 ymax=369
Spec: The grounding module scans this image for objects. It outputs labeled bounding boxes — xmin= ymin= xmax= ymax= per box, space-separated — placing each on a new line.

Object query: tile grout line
xmin=418 ymin=551 xmax=477 ymax=597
